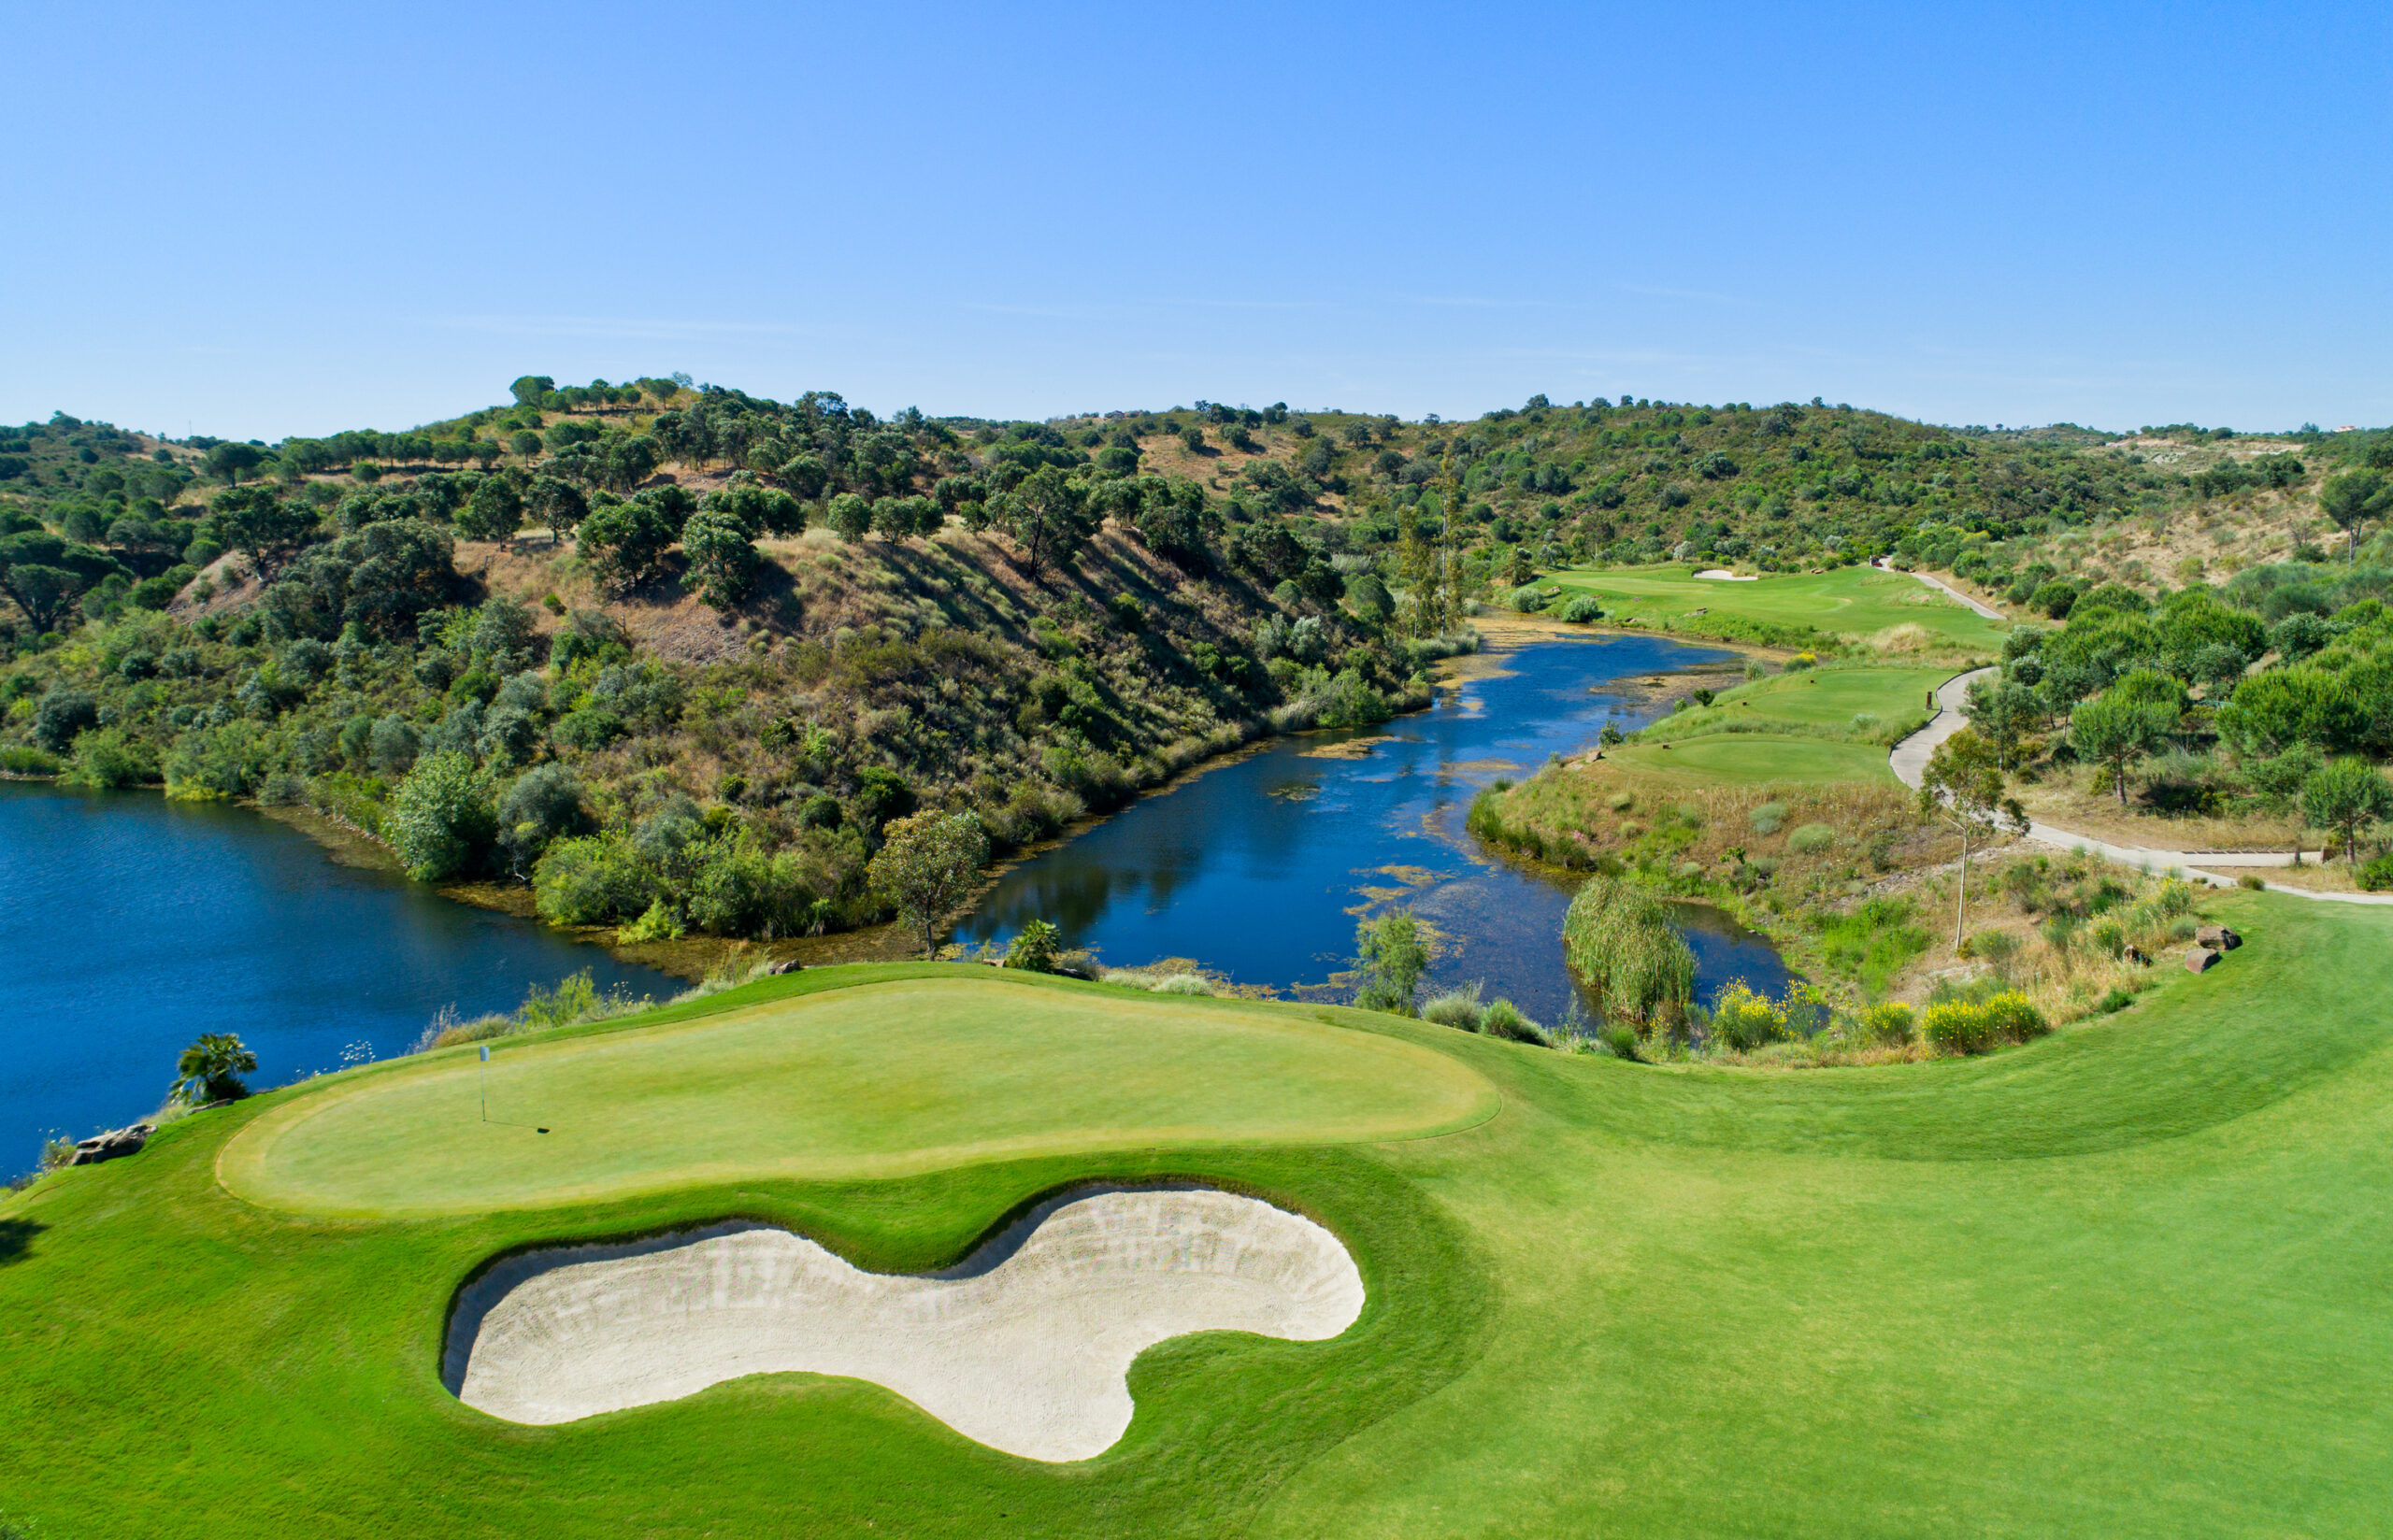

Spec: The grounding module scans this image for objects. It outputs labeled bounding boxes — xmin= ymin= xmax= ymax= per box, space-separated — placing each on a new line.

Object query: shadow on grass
xmin=0 ymin=1217 xmax=44 ymax=1265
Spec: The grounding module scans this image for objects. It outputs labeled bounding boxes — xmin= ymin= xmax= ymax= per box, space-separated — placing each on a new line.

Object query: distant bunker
xmin=444 ymin=1185 xmax=1366 ymax=1462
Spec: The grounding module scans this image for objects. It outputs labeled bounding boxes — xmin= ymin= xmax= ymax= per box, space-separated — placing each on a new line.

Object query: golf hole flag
xmin=480 ymin=1045 xmax=491 ymax=1062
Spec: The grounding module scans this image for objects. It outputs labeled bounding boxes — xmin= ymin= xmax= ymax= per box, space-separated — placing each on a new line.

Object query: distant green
xmin=1552 ymin=563 xmax=2009 ymax=651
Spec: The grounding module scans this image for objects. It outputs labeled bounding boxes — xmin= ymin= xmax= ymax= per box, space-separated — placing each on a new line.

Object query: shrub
xmin=1479 ymin=998 xmax=1550 ymax=1045
xmin=1981 ymin=991 xmax=2050 ymax=1045
xmin=1556 ymin=594 xmax=1603 ymax=623
xmin=2238 ymin=872 xmax=2266 ymax=891
xmin=1154 ymin=973 xmax=1213 ymax=996
xmin=1858 ymin=1001 xmax=1916 ymax=1047
xmin=2359 ymin=853 xmax=2393 ymax=892
xmin=1003 ymin=918 xmax=1063 ymax=973
xmin=61 ymin=726 xmax=155 ymax=789
xmin=1747 ymin=801 xmax=1787 ymax=835
xmin=386 ymin=750 xmax=496 ymax=881
xmin=31 ymin=687 xmax=97 ymax=751
xmin=1707 ymin=980 xmax=1789 ymax=1051
xmin=1922 ymin=1000 xmax=1993 ymax=1055
xmin=1422 ymin=982 xmax=1486 ymax=1031
xmin=1607 ymin=791 xmax=1635 ymax=811
xmin=1506 ymin=584 xmax=1549 ymax=613
xmin=618 ymin=898 xmax=684 ymax=942
xmin=1786 ymin=822 xmax=1837 ymax=854
xmin=0 ymin=746 xmax=61 ymax=775
xmin=1562 ymin=876 xmax=1694 ymax=1028
xmin=2095 ymin=986 xmax=2135 ymax=1014
xmin=1598 ymin=1021 xmax=1641 ymax=1061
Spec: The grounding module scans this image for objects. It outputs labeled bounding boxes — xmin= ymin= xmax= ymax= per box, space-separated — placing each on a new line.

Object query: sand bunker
xmin=444 ymin=1185 xmax=1364 ymax=1461
xmin=1692 ymin=568 xmax=1757 ymax=580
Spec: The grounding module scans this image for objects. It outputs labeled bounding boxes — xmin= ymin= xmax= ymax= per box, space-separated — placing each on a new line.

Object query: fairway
xmin=219 ymin=972 xmax=1497 ymax=1218
xmin=1601 ymin=734 xmax=1895 ymax=784
xmin=1553 ymin=563 xmax=2008 ymax=651
xmin=7 ymin=898 xmax=2393 ymax=1537
xmin=1605 ymin=662 xmax=1953 ymax=784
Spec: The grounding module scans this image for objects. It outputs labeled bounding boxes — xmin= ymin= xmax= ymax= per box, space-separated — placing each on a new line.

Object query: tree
xmin=388 ymin=750 xmax=496 ymax=881
xmin=1 ymin=563 xmax=88 ymax=633
xmin=825 ymin=492 xmax=873 ymax=544
xmin=679 ymin=508 xmax=758 ymax=609
xmin=208 ymin=486 xmax=318 ymax=577
xmin=867 ymin=809 xmax=989 ymax=957
xmin=2301 ymin=758 xmax=2393 ymax=863
xmin=995 ymin=464 xmax=1096 ymax=577
xmin=579 ymin=492 xmax=683 ymax=591
xmin=2070 ymin=694 xmax=2176 ymax=806
xmin=1917 ymin=728 xmax=2028 ymax=949
xmin=455 ymin=472 xmax=525 ymax=545
xmin=528 ymin=475 xmax=587 ymax=547
xmin=1965 ymin=677 xmax=2040 ymax=772
xmin=204 ymin=442 xmax=265 ymax=484
xmin=1352 ymin=909 xmax=1428 ymax=1016
xmin=170 ymin=1033 xmax=258 ymax=1105
xmin=2318 ymin=470 xmax=2393 ymax=558
xmin=496 ymin=763 xmax=589 ymax=879
xmin=509 ymin=375 xmax=556 ymax=407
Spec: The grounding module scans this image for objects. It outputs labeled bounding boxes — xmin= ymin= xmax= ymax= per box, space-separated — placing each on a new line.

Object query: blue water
xmin=0 ymin=782 xmax=676 ymax=1163
xmin=965 ymin=633 xmax=1791 ymax=1026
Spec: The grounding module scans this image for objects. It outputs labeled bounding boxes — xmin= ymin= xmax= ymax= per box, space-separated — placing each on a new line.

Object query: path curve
xmin=1871 ymin=556 xmax=2006 ymax=620
xmin=1888 ymin=669 xmax=2391 ymax=903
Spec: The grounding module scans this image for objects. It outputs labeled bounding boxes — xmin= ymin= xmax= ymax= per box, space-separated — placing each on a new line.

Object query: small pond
xmin=965 ymin=630 xmax=1790 ymax=1025
xmin=0 ymin=782 xmax=677 ymax=1162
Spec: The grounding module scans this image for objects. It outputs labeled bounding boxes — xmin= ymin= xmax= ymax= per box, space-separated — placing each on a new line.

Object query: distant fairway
xmin=8 ymin=903 xmax=2393 ymax=1538
xmin=219 ymin=971 xmax=1497 ymax=1218
xmin=1602 ymin=663 xmax=1954 ymax=785
xmin=1552 ymin=563 xmax=2009 ymax=651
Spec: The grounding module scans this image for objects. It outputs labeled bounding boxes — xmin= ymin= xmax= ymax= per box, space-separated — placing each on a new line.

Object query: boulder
xmin=67 ymin=1123 xmax=154 ymax=1166
xmin=2197 ymin=925 xmax=2243 ymax=951
xmin=770 ymin=959 xmax=805 ymax=976
xmin=2184 ymin=947 xmax=2221 ymax=974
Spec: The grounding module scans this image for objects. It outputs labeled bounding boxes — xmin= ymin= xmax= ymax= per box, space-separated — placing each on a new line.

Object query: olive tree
xmin=867 ymin=810 xmax=989 ymax=957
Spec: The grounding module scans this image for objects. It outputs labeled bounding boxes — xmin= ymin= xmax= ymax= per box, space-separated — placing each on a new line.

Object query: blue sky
xmin=4 ymin=2 xmax=2386 ymax=439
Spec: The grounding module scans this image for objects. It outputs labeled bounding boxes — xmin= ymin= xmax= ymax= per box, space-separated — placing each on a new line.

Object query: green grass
xmin=1599 ymin=663 xmax=1955 ymax=786
xmin=222 ymin=971 xmax=1497 ymax=1218
xmin=1552 ymin=563 xmax=2010 ymax=652
xmin=7 ymin=895 xmax=2393 ymax=1537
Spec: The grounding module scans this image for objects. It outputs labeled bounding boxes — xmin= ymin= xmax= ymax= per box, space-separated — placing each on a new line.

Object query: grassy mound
xmin=7 ymin=896 xmax=2393 ymax=1537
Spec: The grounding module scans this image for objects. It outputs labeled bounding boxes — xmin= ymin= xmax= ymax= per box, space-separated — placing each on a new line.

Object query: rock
xmin=67 ymin=1123 xmax=154 ymax=1166
xmin=2197 ymin=925 xmax=2243 ymax=951
xmin=2184 ymin=948 xmax=2221 ymax=974
xmin=770 ymin=959 xmax=805 ymax=976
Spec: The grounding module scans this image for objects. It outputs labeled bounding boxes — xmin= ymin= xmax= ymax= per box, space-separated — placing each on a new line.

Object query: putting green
xmin=217 ymin=974 xmax=1497 ymax=1218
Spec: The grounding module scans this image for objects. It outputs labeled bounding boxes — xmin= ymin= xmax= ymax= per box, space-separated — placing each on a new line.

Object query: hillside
xmin=6 ymin=378 xmax=2392 ymax=948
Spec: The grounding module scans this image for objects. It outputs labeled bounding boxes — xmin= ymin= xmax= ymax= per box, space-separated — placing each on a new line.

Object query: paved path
xmin=1871 ymin=557 xmax=2006 ymax=620
xmin=1887 ymin=668 xmax=2390 ymax=903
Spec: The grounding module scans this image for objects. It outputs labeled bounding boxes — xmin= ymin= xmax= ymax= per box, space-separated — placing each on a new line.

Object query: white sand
xmin=444 ymin=1185 xmax=1365 ymax=1461
xmin=1691 ymin=568 xmax=1757 ymax=581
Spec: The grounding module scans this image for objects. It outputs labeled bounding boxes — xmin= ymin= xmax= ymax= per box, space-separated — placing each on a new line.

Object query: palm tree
xmin=171 ymin=1034 xmax=258 ymax=1105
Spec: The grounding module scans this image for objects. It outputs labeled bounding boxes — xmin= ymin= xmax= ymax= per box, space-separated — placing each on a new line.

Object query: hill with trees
xmin=7 ymin=374 xmax=2392 ymax=942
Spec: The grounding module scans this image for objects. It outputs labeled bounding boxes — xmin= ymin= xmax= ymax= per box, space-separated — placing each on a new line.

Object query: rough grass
xmin=7 ymin=904 xmax=2393 ymax=1538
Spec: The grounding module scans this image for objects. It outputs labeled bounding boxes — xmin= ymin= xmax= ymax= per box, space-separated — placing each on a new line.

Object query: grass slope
xmin=1599 ymin=662 xmax=1956 ymax=786
xmin=221 ymin=970 xmax=1495 ymax=1217
xmin=1552 ymin=563 xmax=2010 ymax=652
xmin=5 ymin=893 xmax=2392 ymax=1538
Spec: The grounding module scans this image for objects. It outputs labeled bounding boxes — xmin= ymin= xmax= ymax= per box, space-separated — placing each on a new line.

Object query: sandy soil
xmin=445 ymin=1185 xmax=1364 ymax=1461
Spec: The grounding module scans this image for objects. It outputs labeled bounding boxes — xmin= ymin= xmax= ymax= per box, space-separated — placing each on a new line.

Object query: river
xmin=964 ymin=628 xmax=1788 ymax=1025
xmin=0 ymin=782 xmax=676 ymax=1164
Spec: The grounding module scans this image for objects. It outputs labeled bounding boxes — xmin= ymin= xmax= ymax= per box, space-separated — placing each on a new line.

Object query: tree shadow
xmin=0 ymin=1217 xmax=45 ymax=1266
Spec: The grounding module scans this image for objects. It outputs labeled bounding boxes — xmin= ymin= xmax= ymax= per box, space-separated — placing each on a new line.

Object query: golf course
xmin=7 ymin=904 xmax=2392 ymax=1536
xmin=1548 ymin=563 xmax=2013 ymax=653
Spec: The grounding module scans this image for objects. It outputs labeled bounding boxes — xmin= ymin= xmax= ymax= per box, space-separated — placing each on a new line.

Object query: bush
xmin=1786 ymin=823 xmax=1837 ymax=854
xmin=1707 ymin=980 xmax=1789 ymax=1051
xmin=1555 ymin=594 xmax=1604 ymax=623
xmin=1003 ymin=918 xmax=1063 ymax=973
xmin=1599 ymin=1021 xmax=1641 ymax=1061
xmin=1479 ymin=998 xmax=1550 ymax=1045
xmin=1154 ymin=973 xmax=1213 ymax=996
xmin=618 ymin=898 xmax=684 ymax=942
xmin=1506 ymin=584 xmax=1549 ymax=613
xmin=31 ymin=687 xmax=97 ymax=751
xmin=1981 ymin=991 xmax=2049 ymax=1045
xmin=61 ymin=727 xmax=155 ymax=789
xmin=0 ymin=746 xmax=61 ymax=775
xmin=1857 ymin=1001 xmax=1916 ymax=1046
xmin=386 ymin=750 xmax=496 ymax=881
xmin=2095 ymin=986 xmax=2135 ymax=1014
xmin=1747 ymin=801 xmax=1787 ymax=835
xmin=1922 ymin=1000 xmax=1992 ymax=1055
xmin=2359 ymin=853 xmax=2393 ymax=892
xmin=1561 ymin=875 xmax=1695 ymax=1028
xmin=1422 ymin=982 xmax=1486 ymax=1031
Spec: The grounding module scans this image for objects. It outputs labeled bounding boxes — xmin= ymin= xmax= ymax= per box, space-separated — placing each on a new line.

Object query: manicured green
xmin=222 ymin=971 xmax=1496 ymax=1218
xmin=1602 ymin=663 xmax=1956 ymax=785
xmin=1552 ymin=563 xmax=2009 ymax=651
xmin=7 ymin=899 xmax=2393 ymax=1537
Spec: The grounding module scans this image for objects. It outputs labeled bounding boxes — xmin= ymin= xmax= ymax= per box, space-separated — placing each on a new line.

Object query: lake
xmin=964 ymin=629 xmax=1790 ymax=1025
xmin=0 ymin=782 xmax=677 ymax=1165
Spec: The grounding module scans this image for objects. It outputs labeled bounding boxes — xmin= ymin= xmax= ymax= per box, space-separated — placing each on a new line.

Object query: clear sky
xmin=4 ymin=1 xmax=2386 ymax=440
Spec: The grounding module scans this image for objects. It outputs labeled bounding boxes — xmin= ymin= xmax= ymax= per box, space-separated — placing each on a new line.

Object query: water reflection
xmin=966 ymin=633 xmax=1791 ymax=1025
xmin=0 ymin=783 xmax=677 ymax=1157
